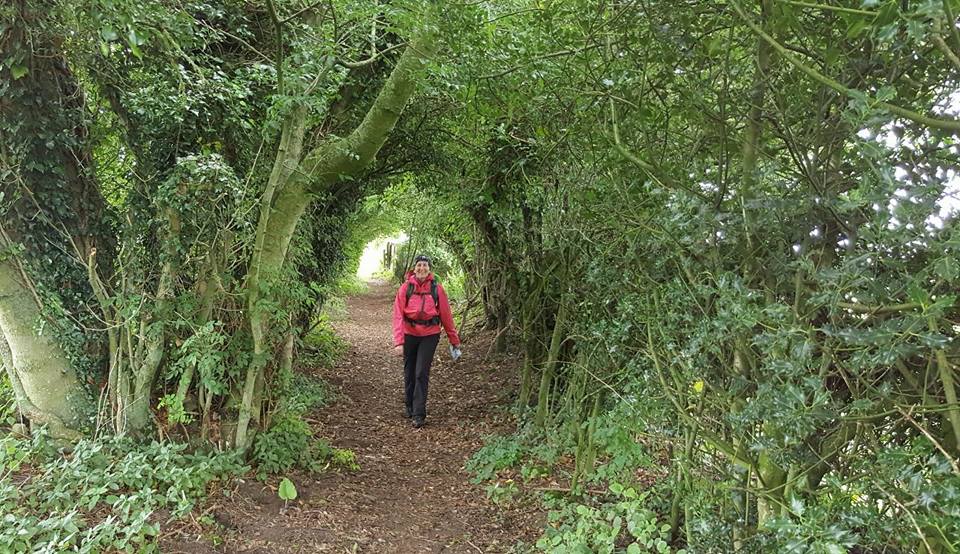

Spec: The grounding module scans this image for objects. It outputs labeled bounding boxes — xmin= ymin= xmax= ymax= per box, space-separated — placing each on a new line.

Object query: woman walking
xmin=392 ymin=255 xmax=461 ymax=428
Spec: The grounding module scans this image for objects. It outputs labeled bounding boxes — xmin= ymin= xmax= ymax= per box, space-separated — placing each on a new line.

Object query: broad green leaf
xmin=278 ymin=477 xmax=297 ymax=501
xmin=790 ymin=497 xmax=805 ymax=516
xmin=100 ymin=26 xmax=119 ymax=41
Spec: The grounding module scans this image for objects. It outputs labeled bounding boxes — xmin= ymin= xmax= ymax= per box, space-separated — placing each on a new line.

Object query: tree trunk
xmin=0 ymin=257 xmax=89 ymax=439
xmin=536 ymin=300 xmax=568 ymax=428
xmin=739 ymin=0 xmax=773 ymax=282
xmin=741 ymin=0 xmax=772 ymax=196
xmin=1 ymin=0 xmax=111 ymax=440
xmin=234 ymin=31 xmax=438 ymax=451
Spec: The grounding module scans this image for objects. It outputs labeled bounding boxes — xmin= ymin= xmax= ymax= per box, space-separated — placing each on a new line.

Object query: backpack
xmin=404 ymin=280 xmax=440 ymax=325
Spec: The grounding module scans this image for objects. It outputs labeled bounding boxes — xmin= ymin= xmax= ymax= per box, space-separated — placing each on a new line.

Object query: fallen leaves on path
xmin=161 ymin=281 xmax=544 ymax=553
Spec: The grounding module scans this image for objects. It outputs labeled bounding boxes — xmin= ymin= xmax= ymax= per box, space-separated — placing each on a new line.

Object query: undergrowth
xmin=315 ymin=275 xmax=368 ymax=321
xmin=469 ymin=407 xmax=960 ymax=552
xmin=253 ymin=321 xmax=356 ymax=480
xmin=467 ymin=415 xmax=671 ymax=553
xmin=334 ymin=274 xmax=368 ymax=296
xmin=301 ymin=317 xmax=348 ymax=369
xmin=251 ymin=412 xmax=358 ymax=480
xmin=0 ymin=433 xmax=244 ymax=553
xmin=538 ymin=485 xmax=679 ymax=554
xmin=0 ymin=374 xmax=16 ymax=428
xmin=0 ymin=285 xmax=357 ymax=551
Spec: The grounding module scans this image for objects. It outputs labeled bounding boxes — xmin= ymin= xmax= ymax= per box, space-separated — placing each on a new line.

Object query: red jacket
xmin=393 ymin=272 xmax=460 ymax=347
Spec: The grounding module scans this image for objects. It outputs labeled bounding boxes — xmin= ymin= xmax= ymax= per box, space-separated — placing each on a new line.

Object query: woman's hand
xmin=394 ymin=345 xmax=404 ymax=357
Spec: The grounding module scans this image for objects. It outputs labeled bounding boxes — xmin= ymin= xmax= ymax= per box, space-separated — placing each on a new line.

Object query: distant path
xmin=164 ymin=281 xmax=541 ymax=553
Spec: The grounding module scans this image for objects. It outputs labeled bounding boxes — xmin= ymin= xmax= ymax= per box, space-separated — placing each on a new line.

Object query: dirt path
xmin=165 ymin=281 xmax=542 ymax=553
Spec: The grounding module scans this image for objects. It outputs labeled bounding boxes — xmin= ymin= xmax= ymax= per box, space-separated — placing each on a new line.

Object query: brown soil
xmin=161 ymin=281 xmax=544 ymax=553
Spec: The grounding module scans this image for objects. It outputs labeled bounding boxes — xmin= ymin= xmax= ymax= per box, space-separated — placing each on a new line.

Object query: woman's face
xmin=414 ymin=260 xmax=430 ymax=279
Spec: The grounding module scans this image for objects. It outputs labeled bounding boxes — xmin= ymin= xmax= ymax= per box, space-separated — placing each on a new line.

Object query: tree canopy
xmin=2 ymin=0 xmax=960 ymax=551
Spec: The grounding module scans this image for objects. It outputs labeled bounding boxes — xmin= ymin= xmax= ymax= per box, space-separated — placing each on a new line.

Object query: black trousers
xmin=403 ymin=333 xmax=439 ymax=418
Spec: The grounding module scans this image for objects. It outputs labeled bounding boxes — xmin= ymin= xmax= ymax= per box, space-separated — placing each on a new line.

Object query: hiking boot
xmin=404 ymin=406 xmax=412 ymax=419
xmin=412 ymin=416 xmax=425 ymax=428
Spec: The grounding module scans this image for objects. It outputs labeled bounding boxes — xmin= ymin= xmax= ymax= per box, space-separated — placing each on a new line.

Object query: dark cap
xmin=414 ymin=254 xmax=431 ymax=265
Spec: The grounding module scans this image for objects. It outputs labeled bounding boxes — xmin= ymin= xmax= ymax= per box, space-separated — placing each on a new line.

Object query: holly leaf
xmin=934 ymin=256 xmax=958 ymax=283
xmin=906 ymin=282 xmax=929 ymax=306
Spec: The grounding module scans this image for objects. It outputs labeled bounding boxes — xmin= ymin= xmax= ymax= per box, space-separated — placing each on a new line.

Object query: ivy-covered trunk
xmin=1 ymin=0 xmax=109 ymax=438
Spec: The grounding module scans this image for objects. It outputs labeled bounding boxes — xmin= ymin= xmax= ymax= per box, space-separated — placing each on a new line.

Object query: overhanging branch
xmin=731 ymin=0 xmax=960 ymax=133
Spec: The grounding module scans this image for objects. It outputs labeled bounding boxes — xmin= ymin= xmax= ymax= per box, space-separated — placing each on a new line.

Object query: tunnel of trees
xmin=2 ymin=0 xmax=959 ymax=551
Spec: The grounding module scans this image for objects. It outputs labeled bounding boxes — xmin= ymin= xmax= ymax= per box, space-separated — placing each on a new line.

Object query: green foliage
xmin=424 ymin=1 xmax=960 ymax=551
xmin=484 ymin=479 xmax=520 ymax=507
xmin=317 ymin=293 xmax=350 ymax=321
xmin=585 ymin=405 xmax=655 ymax=486
xmin=0 ymin=375 xmax=15 ymax=427
xmin=251 ymin=414 xmax=312 ymax=478
xmin=439 ymin=269 xmax=466 ymax=303
xmin=251 ymin=414 xmax=358 ymax=480
xmin=252 ymin=370 xmax=351 ymax=480
xmin=467 ymin=428 xmax=570 ymax=484
xmin=301 ymin=318 xmax=349 ymax=369
xmin=390 ymin=235 xmax=461 ymax=284
xmin=0 ymin=434 xmax=244 ymax=553
xmin=6 ymin=1 xmax=960 ymax=551
xmin=157 ymin=394 xmax=191 ymax=425
xmin=334 ymin=274 xmax=369 ymax=296
xmin=466 ymin=434 xmax=525 ymax=483
xmin=280 ymin=372 xmax=334 ymax=416
xmin=311 ymin=275 xmax=368 ymax=322
xmin=759 ymin=437 xmax=960 ymax=553
xmin=368 ymin=174 xmax=474 ymax=285
xmin=537 ymin=485 xmax=679 ymax=554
